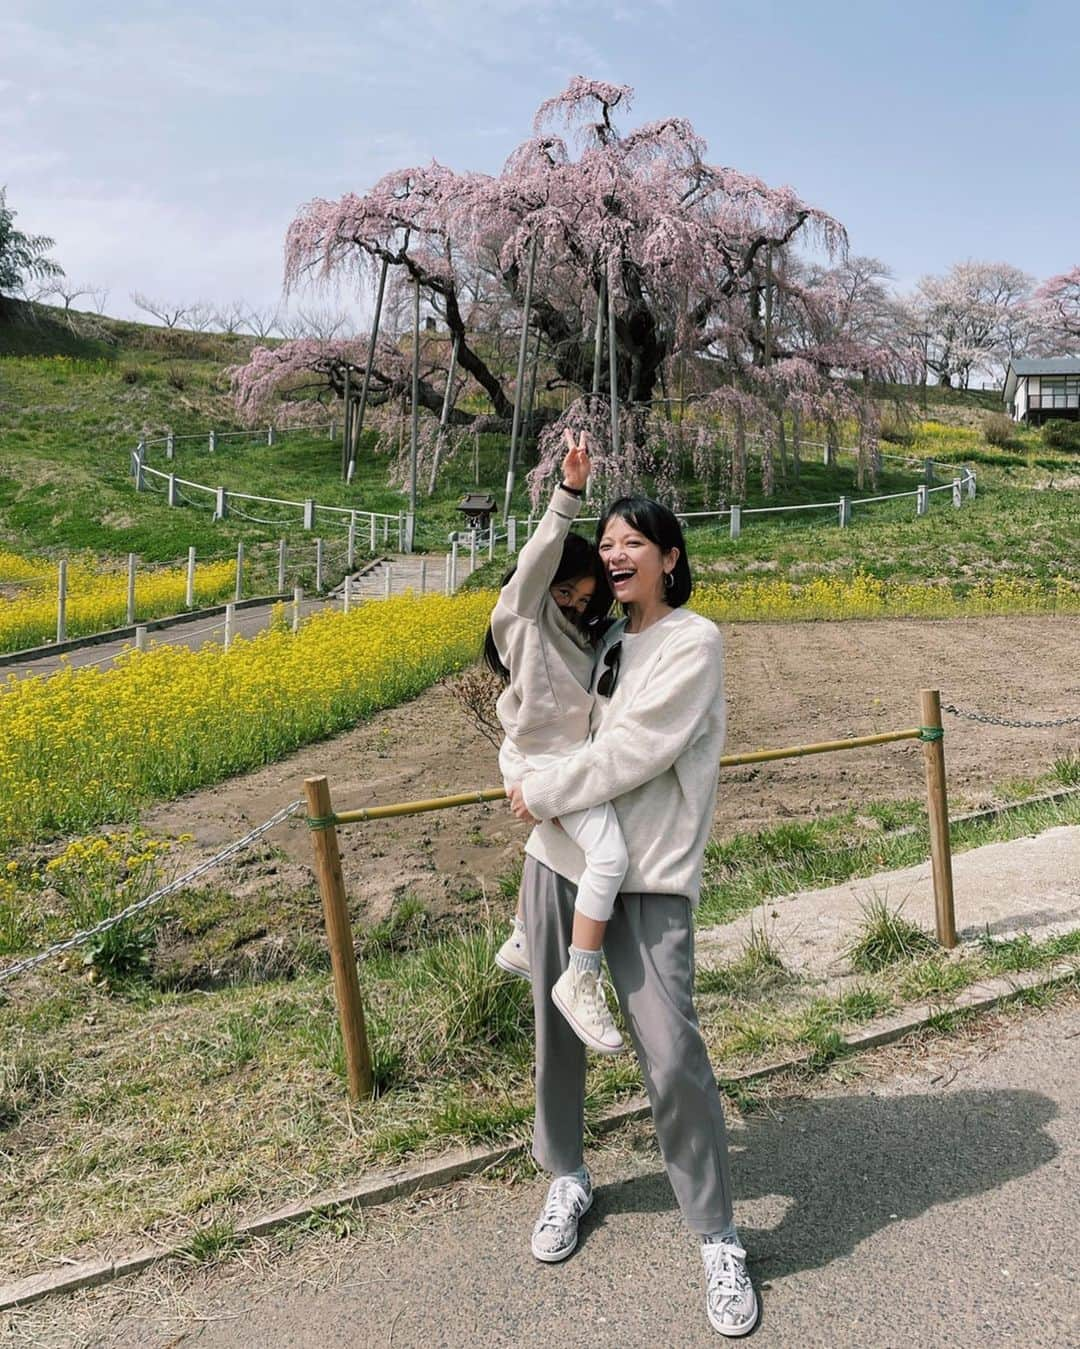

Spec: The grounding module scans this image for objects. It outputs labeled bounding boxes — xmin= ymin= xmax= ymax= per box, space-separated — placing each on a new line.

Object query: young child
xmin=485 ymin=430 xmax=627 ymax=1054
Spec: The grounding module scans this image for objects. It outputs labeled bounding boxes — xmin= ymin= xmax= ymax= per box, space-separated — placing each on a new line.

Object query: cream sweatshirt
xmin=518 ymin=607 xmax=725 ymax=904
xmin=489 ymin=485 xmax=596 ymax=757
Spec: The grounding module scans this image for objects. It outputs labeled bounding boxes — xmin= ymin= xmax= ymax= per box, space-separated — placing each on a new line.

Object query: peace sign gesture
xmin=561 ymin=427 xmax=591 ymax=491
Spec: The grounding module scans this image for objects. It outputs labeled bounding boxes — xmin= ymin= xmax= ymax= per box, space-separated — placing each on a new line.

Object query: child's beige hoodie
xmin=489 ymin=485 xmax=594 ymax=756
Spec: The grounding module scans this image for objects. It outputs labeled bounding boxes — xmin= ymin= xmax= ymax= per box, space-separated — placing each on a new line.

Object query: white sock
xmin=569 ymin=944 xmax=601 ymax=975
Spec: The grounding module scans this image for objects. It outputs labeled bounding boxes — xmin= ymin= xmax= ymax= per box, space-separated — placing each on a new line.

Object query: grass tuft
xmin=846 ymin=893 xmax=939 ymax=972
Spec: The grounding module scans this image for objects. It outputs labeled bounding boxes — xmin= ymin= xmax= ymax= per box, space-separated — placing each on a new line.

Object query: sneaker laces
xmin=537 ymin=1176 xmax=588 ymax=1233
xmin=577 ymin=969 xmax=616 ymax=1033
xmin=703 ymin=1240 xmax=750 ymax=1299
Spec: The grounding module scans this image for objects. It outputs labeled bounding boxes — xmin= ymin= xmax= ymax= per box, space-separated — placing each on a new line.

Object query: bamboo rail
xmin=306 ymin=691 xmax=959 ymax=1098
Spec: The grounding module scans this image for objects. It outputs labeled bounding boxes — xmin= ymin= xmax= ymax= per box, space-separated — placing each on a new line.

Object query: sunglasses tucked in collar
xmin=596 ymin=640 xmax=621 ymax=698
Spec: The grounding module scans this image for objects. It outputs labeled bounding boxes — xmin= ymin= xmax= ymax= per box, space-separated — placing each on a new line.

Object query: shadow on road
xmin=595 ymin=1087 xmax=1057 ymax=1279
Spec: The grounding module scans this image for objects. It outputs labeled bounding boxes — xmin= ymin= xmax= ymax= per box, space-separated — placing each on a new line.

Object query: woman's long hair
xmin=596 ymin=496 xmax=692 ymax=608
xmin=483 ymin=531 xmax=613 ymax=681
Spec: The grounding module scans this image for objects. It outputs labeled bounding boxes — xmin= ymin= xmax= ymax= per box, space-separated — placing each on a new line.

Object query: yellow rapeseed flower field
xmin=0 ymin=550 xmax=237 ymax=653
xmin=0 ymin=590 xmax=494 ymax=848
xmin=694 ymin=573 xmax=1079 ymax=623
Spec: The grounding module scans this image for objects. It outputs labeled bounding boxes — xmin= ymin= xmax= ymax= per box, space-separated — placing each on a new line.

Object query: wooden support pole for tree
xmin=607 ymin=268 xmax=620 ymax=458
xmin=304 ymin=776 xmax=373 ymax=1101
xmin=920 ymin=689 xmax=957 ymax=949
xmin=503 ymin=233 xmax=539 ymax=522
xmin=524 ymin=327 xmax=542 ymax=440
xmin=354 ymin=255 xmax=389 ymax=462
xmin=427 ymin=332 xmax=459 ymax=496
xmin=342 ymin=363 xmax=351 ymax=481
xmin=591 ymin=279 xmax=605 ymax=408
xmin=409 ymin=276 xmax=420 ymax=520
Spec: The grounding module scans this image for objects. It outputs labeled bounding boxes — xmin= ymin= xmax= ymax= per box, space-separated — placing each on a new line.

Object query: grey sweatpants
xmin=521 ymin=855 xmax=734 ymax=1236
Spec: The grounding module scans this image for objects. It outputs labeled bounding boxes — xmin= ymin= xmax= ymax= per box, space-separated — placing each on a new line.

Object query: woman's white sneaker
xmin=494 ymin=925 xmax=530 ymax=979
xmin=530 ymin=1172 xmax=593 ymax=1262
xmin=551 ymin=965 xmax=624 ymax=1054
xmin=702 ymin=1238 xmax=759 ymax=1337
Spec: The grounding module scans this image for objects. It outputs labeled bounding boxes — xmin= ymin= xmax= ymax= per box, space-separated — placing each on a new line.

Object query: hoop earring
xmin=664 ymin=571 xmax=674 ymax=592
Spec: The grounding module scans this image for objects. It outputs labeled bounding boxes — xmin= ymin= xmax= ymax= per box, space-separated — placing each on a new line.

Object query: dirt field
xmin=139 ymin=615 xmax=1080 ymax=938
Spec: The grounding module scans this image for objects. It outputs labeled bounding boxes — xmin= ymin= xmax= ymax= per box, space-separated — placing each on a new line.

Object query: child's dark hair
xmin=597 ymin=496 xmax=693 ymax=607
xmin=483 ymin=532 xmax=613 ymax=681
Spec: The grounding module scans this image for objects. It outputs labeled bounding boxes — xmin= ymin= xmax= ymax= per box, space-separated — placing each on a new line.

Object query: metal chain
xmin=0 ymin=799 xmax=304 ymax=985
xmin=941 ymin=702 xmax=1080 ymax=729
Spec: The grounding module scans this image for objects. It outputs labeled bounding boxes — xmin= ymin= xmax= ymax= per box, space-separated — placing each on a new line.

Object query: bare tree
xmin=186 ymin=300 xmax=217 ymax=332
xmin=214 ymin=299 xmax=248 ymax=334
xmin=242 ymin=305 xmax=283 ymax=339
xmin=130 ymin=292 xmax=191 ymax=328
xmin=280 ymin=305 xmax=353 ymax=340
xmin=34 ymin=279 xmax=94 ymax=310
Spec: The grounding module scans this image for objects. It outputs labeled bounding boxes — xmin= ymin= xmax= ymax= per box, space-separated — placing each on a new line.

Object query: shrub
xmin=878 ymin=414 xmax=914 ymax=446
xmin=1041 ymin=418 xmax=1080 ymax=453
xmin=166 ymin=366 xmax=187 ymax=391
xmin=982 ymin=413 xmax=1017 ymax=449
xmin=120 ymin=367 xmax=140 ymax=384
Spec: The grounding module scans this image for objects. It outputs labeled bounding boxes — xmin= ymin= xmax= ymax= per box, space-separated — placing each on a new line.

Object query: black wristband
xmin=558 ymin=480 xmax=584 ymax=497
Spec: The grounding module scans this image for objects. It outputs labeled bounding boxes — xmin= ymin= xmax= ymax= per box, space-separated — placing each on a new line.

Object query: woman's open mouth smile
xmin=609 ymin=568 xmax=636 ymax=589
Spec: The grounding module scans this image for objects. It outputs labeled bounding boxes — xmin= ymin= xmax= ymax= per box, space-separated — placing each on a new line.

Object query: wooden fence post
xmin=277 ymin=538 xmax=286 ymax=594
xmin=383 ymin=562 xmax=392 ymax=600
xmin=315 ymin=537 xmax=324 ymax=594
xmin=305 ymin=776 xmax=373 ymax=1101
xmin=186 ymin=546 xmax=196 ymax=608
xmin=224 ymin=603 xmax=235 ymax=649
xmin=56 ymin=560 xmax=67 ymax=643
xmin=347 ymin=514 xmax=356 ymax=572
xmin=838 ymin=496 xmax=851 ymax=528
xmin=303 ymin=499 xmax=315 ymax=531
xmin=135 ymin=625 xmax=148 ymax=652
xmin=126 ymin=553 xmax=136 ymax=625
xmin=369 ymin=515 xmax=377 ymax=552
xmin=952 ymin=478 xmax=963 ymax=509
xmin=917 ymin=484 xmax=929 ymax=516
xmin=292 ymin=585 xmax=303 ymax=633
xmin=920 ymin=689 xmax=957 ymax=948
xmin=419 ymin=558 xmax=427 ymax=593
xmin=235 ymin=541 xmax=244 ymax=602
xmin=730 ymin=504 xmax=742 ymax=540
xmin=344 ymin=574 xmax=352 ymax=613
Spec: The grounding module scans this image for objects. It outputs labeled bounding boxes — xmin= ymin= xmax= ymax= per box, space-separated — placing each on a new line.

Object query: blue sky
xmin=3 ymin=0 xmax=1078 ymax=322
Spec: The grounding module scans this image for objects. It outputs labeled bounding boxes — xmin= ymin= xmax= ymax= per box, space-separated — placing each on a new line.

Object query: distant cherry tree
xmin=1033 ymin=266 xmax=1080 ymax=348
xmin=905 ymin=262 xmax=1035 ymax=388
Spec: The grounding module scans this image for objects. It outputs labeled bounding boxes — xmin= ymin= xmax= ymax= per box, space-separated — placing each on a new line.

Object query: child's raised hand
xmin=560 ymin=428 xmax=590 ymax=491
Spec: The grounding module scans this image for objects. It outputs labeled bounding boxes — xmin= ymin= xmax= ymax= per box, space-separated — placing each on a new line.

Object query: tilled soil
xmin=140 ymin=615 xmax=1080 ymax=947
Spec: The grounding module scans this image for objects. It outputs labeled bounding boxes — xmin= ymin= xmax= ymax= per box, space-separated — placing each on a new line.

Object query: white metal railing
xmin=132 ymin=427 xmax=409 ymax=548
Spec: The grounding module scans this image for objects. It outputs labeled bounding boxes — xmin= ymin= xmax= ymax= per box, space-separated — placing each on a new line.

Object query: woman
xmin=506 ymin=493 xmax=759 ymax=1339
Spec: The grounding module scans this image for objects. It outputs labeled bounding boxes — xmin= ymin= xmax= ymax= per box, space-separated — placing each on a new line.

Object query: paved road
xmin=84 ymin=996 xmax=1079 ymax=1349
